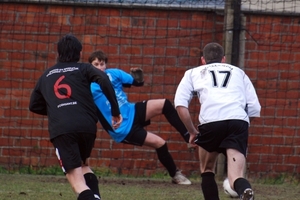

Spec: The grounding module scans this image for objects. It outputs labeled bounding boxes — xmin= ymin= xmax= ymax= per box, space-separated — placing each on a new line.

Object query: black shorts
xmin=121 ymin=100 xmax=150 ymax=146
xmin=195 ymin=120 xmax=248 ymax=157
xmin=51 ymin=132 xmax=96 ymax=173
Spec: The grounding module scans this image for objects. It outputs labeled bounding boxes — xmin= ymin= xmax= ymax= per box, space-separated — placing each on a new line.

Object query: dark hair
xmin=88 ymin=50 xmax=108 ymax=64
xmin=57 ymin=34 xmax=82 ymax=62
xmin=202 ymin=42 xmax=224 ymax=63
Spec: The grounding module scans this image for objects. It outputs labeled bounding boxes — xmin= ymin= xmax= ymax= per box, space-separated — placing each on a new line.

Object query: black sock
xmin=234 ymin=177 xmax=252 ymax=196
xmin=156 ymin=143 xmax=177 ymax=177
xmin=162 ymin=99 xmax=189 ymax=143
xmin=84 ymin=173 xmax=101 ymax=200
xmin=77 ymin=189 xmax=97 ymax=200
xmin=201 ymin=172 xmax=220 ymax=200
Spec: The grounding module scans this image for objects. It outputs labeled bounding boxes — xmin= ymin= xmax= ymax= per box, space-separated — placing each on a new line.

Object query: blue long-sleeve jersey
xmin=91 ymin=68 xmax=136 ymax=142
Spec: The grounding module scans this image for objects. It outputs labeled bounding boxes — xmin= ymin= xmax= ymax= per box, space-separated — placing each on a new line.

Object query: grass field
xmin=0 ymin=173 xmax=300 ymax=200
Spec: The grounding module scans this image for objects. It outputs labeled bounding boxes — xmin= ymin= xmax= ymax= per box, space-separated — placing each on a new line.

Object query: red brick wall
xmin=0 ymin=2 xmax=299 ymax=178
xmin=244 ymin=15 xmax=300 ymax=178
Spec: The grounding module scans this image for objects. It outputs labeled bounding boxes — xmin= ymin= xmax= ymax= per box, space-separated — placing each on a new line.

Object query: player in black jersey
xmin=29 ymin=34 xmax=122 ymax=200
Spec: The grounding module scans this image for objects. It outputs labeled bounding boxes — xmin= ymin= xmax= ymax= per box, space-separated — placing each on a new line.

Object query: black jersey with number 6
xmin=29 ymin=62 xmax=120 ymax=140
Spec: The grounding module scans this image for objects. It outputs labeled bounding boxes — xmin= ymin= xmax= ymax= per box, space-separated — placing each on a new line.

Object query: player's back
xmin=191 ymin=63 xmax=249 ymax=124
xmin=39 ymin=62 xmax=98 ymax=138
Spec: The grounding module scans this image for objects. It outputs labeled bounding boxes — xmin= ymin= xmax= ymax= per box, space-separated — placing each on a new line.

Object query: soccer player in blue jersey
xmin=174 ymin=43 xmax=261 ymax=200
xmin=29 ymin=34 xmax=122 ymax=200
xmin=88 ymin=50 xmax=192 ymax=185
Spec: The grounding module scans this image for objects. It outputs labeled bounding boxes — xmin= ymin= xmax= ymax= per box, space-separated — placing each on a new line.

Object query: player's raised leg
xmin=146 ymin=99 xmax=190 ymax=143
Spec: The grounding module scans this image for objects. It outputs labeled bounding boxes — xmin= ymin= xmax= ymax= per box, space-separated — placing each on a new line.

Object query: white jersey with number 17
xmin=174 ymin=63 xmax=261 ymax=125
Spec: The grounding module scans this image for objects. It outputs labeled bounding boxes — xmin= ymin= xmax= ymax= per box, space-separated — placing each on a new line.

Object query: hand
xmin=112 ymin=114 xmax=123 ymax=129
xmin=130 ymin=68 xmax=144 ymax=83
xmin=189 ymin=132 xmax=198 ymax=145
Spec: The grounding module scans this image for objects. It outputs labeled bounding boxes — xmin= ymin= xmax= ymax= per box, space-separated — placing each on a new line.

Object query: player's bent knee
xmin=154 ymin=138 xmax=166 ymax=148
xmin=144 ymin=133 xmax=165 ymax=148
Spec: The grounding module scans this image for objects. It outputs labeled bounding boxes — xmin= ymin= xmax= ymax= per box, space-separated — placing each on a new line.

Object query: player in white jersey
xmin=174 ymin=43 xmax=261 ymax=200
